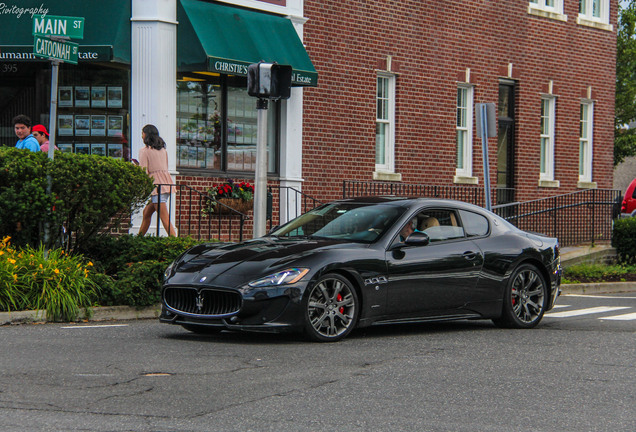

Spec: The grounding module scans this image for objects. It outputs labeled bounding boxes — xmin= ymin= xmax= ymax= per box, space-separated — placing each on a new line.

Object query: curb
xmin=560 ymin=282 xmax=636 ymax=295
xmin=0 ymin=305 xmax=161 ymax=326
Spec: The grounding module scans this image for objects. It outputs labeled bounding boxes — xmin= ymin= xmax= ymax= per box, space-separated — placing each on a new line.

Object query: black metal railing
xmin=492 ymin=189 xmax=621 ymax=246
xmin=267 ymin=186 xmax=324 ymax=230
xmin=152 ymin=184 xmax=248 ymax=242
xmin=342 ymin=180 xmax=513 ymax=206
xmin=342 ymin=180 xmax=621 ymax=246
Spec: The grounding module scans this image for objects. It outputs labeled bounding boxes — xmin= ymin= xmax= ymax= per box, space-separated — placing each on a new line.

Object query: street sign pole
xmin=48 ymin=60 xmax=60 ymax=160
xmin=479 ymin=104 xmax=492 ymax=211
xmin=33 ymin=14 xmax=84 ymax=249
xmin=476 ymin=103 xmax=497 ymax=212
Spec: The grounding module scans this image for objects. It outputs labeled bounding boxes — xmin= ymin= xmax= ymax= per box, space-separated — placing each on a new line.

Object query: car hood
xmin=167 ymin=237 xmax=361 ymax=287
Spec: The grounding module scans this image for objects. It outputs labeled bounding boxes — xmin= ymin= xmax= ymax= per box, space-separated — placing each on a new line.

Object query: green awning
xmin=0 ymin=0 xmax=130 ymax=63
xmin=177 ymin=0 xmax=317 ymax=87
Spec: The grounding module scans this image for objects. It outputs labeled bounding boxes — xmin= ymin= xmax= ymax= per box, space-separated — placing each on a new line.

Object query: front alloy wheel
xmin=494 ymin=263 xmax=547 ymax=329
xmin=304 ymin=273 xmax=359 ymax=342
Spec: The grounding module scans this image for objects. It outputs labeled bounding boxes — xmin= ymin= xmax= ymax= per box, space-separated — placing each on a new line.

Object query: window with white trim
xmin=529 ymin=0 xmax=564 ymax=15
xmin=456 ymin=85 xmax=474 ymax=178
xmin=579 ymin=0 xmax=610 ymax=24
xmin=579 ymin=101 xmax=594 ymax=183
xmin=540 ymin=96 xmax=556 ymax=181
xmin=375 ymin=73 xmax=396 ymax=173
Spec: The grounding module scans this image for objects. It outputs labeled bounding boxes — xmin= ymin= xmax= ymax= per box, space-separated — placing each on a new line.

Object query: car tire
xmin=493 ymin=263 xmax=548 ymax=329
xmin=181 ymin=324 xmax=222 ymax=335
xmin=304 ymin=273 xmax=359 ymax=342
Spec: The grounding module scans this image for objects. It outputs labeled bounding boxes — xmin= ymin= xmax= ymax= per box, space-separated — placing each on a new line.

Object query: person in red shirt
xmin=32 ymin=124 xmax=58 ymax=152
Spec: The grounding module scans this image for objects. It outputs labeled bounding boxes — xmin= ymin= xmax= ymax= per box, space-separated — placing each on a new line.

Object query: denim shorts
xmin=151 ymin=193 xmax=170 ymax=204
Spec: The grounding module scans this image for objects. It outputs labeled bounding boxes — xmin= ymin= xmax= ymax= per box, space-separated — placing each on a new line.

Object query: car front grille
xmin=163 ymin=286 xmax=242 ymax=317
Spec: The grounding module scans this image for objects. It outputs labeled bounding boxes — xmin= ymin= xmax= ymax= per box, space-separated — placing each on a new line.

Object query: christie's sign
xmin=210 ymin=58 xmax=316 ymax=86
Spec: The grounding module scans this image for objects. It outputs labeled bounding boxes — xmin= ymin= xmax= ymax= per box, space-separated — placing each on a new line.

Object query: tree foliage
xmin=616 ymin=0 xmax=636 ymax=165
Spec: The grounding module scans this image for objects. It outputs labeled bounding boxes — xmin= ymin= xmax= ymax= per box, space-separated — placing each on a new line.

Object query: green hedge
xmin=612 ymin=217 xmax=636 ymax=263
xmin=0 ymin=147 xmax=154 ymax=252
xmin=79 ymin=235 xmax=202 ymax=307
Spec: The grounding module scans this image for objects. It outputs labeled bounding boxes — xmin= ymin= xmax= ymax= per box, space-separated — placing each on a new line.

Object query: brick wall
xmin=301 ymin=0 xmax=617 ymax=203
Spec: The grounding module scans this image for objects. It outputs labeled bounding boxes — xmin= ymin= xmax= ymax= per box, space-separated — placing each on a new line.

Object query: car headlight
xmin=248 ymin=268 xmax=309 ymax=288
xmin=164 ymin=261 xmax=175 ymax=279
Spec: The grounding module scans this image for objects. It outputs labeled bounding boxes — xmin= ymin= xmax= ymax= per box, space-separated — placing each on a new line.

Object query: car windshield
xmin=269 ymin=202 xmax=405 ymax=243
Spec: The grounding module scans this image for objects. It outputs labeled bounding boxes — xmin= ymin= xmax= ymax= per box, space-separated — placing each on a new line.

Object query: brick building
xmin=301 ymin=0 xmax=617 ymax=204
xmin=0 ymin=0 xmax=618 ymax=238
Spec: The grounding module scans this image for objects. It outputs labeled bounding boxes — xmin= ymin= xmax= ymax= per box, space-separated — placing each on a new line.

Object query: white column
xmin=278 ymin=14 xmax=308 ymax=224
xmin=130 ymin=0 xmax=178 ymax=234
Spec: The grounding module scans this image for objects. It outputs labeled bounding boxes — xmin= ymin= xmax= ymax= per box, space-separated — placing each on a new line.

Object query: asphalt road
xmin=0 ymin=293 xmax=634 ymax=432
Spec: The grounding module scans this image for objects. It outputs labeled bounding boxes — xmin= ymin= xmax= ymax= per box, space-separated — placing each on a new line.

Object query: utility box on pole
xmin=247 ymin=62 xmax=292 ymax=238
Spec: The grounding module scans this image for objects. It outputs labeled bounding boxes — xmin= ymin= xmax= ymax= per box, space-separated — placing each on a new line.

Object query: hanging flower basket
xmin=203 ymin=179 xmax=255 ymax=215
xmin=213 ymin=197 xmax=253 ymax=214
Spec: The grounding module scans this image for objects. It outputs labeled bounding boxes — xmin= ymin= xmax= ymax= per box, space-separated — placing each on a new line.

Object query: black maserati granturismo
xmin=160 ymin=197 xmax=561 ymax=342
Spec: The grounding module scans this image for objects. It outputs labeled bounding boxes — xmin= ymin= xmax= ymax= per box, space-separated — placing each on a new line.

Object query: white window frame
xmin=578 ymin=0 xmax=612 ymax=30
xmin=455 ymin=85 xmax=474 ymax=179
xmin=579 ymin=100 xmax=594 ymax=183
xmin=528 ymin=0 xmax=567 ymax=21
xmin=540 ymin=96 xmax=556 ymax=182
xmin=375 ymin=73 xmax=396 ymax=174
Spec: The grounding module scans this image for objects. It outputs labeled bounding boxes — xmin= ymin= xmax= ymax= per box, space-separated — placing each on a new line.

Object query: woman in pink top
xmin=137 ymin=124 xmax=177 ymax=236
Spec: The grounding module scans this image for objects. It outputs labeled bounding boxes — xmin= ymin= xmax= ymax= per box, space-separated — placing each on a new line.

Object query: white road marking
xmin=545 ymin=306 xmax=630 ymax=318
xmin=599 ymin=312 xmax=636 ymax=321
xmin=552 ymin=304 xmax=570 ymax=309
xmin=61 ymin=324 xmax=129 ymax=329
xmin=563 ymin=294 xmax=636 ymax=299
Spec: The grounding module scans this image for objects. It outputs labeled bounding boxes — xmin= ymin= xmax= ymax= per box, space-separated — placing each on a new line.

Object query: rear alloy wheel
xmin=304 ymin=273 xmax=359 ymax=342
xmin=494 ymin=264 xmax=548 ymax=329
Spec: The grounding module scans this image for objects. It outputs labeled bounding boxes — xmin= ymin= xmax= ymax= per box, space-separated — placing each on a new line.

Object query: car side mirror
xmin=404 ymin=231 xmax=430 ymax=246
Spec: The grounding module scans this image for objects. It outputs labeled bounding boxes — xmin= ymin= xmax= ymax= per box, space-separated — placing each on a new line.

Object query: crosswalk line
xmin=552 ymin=304 xmax=569 ymax=309
xmin=599 ymin=312 xmax=636 ymax=321
xmin=545 ymin=306 xmax=630 ymax=318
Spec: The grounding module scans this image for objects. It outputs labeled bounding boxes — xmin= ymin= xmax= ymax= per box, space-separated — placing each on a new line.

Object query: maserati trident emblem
xmin=195 ymin=294 xmax=204 ymax=313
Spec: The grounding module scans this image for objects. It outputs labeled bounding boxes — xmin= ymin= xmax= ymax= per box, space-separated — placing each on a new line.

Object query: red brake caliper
xmin=337 ymin=293 xmax=344 ymax=314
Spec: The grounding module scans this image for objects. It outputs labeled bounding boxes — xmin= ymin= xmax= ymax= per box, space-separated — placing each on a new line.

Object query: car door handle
xmin=463 ymin=251 xmax=478 ymax=260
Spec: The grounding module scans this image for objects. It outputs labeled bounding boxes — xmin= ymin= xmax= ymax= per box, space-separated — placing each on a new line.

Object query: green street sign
xmin=33 ymin=35 xmax=79 ymax=64
xmin=33 ymin=15 xmax=85 ymax=39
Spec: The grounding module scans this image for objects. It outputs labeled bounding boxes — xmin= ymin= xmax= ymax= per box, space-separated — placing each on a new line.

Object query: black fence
xmin=267 ymin=185 xmax=324 ymax=230
xmin=342 ymin=180 xmax=621 ymax=247
xmin=151 ymin=184 xmax=248 ymax=242
xmin=491 ymin=189 xmax=622 ymax=246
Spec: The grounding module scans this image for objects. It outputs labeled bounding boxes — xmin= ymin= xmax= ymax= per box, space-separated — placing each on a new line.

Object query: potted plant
xmin=205 ymin=179 xmax=254 ymax=214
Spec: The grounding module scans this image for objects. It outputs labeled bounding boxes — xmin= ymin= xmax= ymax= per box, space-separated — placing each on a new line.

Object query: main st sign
xmin=32 ymin=15 xmax=85 ymax=39
xmin=32 ymin=14 xmax=84 ymax=65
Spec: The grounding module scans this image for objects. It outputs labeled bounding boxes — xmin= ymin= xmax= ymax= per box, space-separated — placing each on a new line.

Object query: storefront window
xmin=56 ymin=64 xmax=130 ymax=160
xmin=0 ymin=62 xmax=130 ymax=159
xmin=176 ymin=74 xmax=278 ymax=173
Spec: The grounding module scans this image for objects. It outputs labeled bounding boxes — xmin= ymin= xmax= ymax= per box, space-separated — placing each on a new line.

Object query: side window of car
xmin=415 ymin=209 xmax=465 ymax=242
xmin=458 ymin=210 xmax=489 ymax=237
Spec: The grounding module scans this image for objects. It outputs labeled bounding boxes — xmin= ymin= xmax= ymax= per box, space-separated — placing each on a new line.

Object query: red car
xmin=621 ymin=178 xmax=636 ymax=217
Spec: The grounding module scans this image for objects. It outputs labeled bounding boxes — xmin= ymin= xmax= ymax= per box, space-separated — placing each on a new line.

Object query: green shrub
xmin=562 ymin=262 xmax=636 ymax=283
xmin=0 ymin=147 xmax=154 ymax=252
xmin=612 ymin=217 xmax=636 ymax=263
xmin=0 ymin=236 xmax=96 ymax=321
xmin=79 ymin=235 xmax=203 ymax=307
